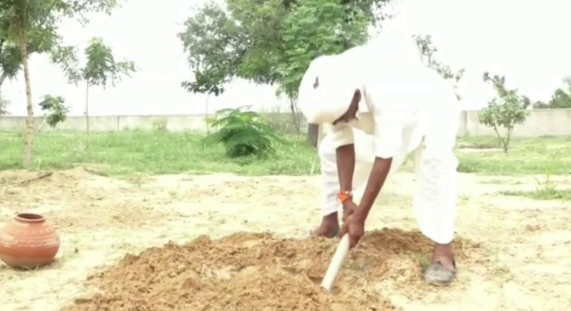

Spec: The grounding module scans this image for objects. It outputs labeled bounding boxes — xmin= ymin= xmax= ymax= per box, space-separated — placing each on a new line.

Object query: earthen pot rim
xmin=15 ymin=213 xmax=45 ymax=223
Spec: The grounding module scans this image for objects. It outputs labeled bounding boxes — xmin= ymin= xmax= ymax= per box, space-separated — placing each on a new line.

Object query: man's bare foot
xmin=424 ymin=242 xmax=457 ymax=286
xmin=309 ymin=213 xmax=340 ymax=238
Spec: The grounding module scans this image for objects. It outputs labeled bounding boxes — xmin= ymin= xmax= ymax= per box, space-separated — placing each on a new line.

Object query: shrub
xmin=478 ymin=72 xmax=529 ymax=153
xmin=38 ymin=95 xmax=69 ymax=128
xmin=205 ymin=107 xmax=284 ymax=158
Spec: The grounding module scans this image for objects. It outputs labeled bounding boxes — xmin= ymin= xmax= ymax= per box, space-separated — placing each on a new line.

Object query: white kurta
xmin=308 ymin=42 xmax=460 ymax=245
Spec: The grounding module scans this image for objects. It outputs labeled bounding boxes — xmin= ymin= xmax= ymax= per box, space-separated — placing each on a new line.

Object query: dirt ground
xmin=0 ymin=167 xmax=570 ymax=311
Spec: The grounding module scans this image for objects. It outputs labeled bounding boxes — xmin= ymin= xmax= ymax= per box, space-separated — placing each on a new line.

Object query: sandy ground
xmin=0 ymin=167 xmax=570 ymax=311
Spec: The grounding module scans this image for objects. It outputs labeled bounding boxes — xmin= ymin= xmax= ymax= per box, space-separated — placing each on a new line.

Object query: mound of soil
xmin=65 ymin=229 xmax=472 ymax=311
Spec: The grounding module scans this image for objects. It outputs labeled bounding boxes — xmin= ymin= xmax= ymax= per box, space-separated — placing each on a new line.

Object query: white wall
xmin=2 ymin=110 xmax=571 ymax=137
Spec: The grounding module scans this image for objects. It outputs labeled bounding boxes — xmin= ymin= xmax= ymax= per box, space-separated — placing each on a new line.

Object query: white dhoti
xmin=412 ymin=108 xmax=459 ymax=244
xmin=318 ymin=110 xmax=459 ymax=244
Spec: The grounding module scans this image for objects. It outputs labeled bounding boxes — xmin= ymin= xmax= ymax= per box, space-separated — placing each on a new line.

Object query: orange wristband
xmin=337 ymin=191 xmax=353 ymax=203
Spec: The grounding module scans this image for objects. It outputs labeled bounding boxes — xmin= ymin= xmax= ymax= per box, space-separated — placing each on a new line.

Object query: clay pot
xmin=0 ymin=213 xmax=60 ymax=269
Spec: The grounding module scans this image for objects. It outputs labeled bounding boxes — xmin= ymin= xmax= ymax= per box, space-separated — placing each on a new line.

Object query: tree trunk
xmin=306 ymin=123 xmax=319 ymax=147
xmin=37 ymin=115 xmax=47 ymax=132
xmin=15 ymin=5 xmax=34 ymax=168
xmin=317 ymin=123 xmax=324 ymax=147
xmin=289 ymin=97 xmax=300 ymax=138
xmin=85 ymin=81 xmax=90 ymax=149
xmin=205 ymin=94 xmax=210 ymax=134
xmin=0 ymin=72 xmax=8 ymax=114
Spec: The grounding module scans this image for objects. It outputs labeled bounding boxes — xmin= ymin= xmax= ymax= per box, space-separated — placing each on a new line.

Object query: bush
xmin=478 ymin=72 xmax=529 ymax=153
xmin=205 ymin=107 xmax=284 ymax=158
xmin=38 ymin=95 xmax=69 ymax=128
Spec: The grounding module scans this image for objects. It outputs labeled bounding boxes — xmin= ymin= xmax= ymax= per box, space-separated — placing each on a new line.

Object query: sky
xmin=3 ymin=0 xmax=571 ymax=116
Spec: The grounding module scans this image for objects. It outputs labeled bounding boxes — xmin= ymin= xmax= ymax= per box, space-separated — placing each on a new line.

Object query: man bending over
xmin=298 ymin=42 xmax=460 ymax=286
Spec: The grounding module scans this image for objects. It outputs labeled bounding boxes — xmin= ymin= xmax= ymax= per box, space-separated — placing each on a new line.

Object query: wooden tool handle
xmin=320 ymin=234 xmax=350 ymax=293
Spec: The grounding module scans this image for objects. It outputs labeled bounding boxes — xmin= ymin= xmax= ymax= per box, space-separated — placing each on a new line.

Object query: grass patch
xmin=499 ymin=175 xmax=571 ymax=200
xmin=1 ymin=131 xmax=570 ymax=177
xmin=501 ymin=189 xmax=571 ymax=200
xmin=456 ymin=136 xmax=571 ymax=175
xmin=456 ymin=136 xmax=501 ymax=149
xmin=0 ymin=130 xmax=319 ymax=177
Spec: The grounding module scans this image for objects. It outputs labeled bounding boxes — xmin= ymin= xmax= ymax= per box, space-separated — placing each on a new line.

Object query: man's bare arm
xmin=355 ymin=108 xmax=403 ymax=220
xmin=329 ymin=122 xmax=356 ymax=193
xmin=336 ymin=144 xmax=355 ymax=192
xmin=355 ymin=157 xmax=392 ymax=220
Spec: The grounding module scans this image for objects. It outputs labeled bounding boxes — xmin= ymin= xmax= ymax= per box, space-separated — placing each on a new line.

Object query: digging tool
xmin=320 ymin=234 xmax=350 ymax=293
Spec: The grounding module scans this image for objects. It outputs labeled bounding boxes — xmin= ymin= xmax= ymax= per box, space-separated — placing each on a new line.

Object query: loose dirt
xmin=64 ymin=230 xmax=474 ymax=311
xmin=0 ymin=168 xmax=570 ymax=311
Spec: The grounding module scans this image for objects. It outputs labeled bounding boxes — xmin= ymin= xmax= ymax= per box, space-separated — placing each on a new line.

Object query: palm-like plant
xmin=205 ymin=106 xmax=284 ymax=158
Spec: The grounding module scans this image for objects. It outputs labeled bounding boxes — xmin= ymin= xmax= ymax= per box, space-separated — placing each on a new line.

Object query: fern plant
xmin=205 ymin=107 xmax=284 ymax=158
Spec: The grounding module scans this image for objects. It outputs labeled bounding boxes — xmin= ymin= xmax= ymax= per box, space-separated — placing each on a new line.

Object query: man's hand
xmin=340 ymin=212 xmax=365 ymax=249
xmin=340 ymin=157 xmax=393 ymax=248
xmin=341 ymin=200 xmax=358 ymax=222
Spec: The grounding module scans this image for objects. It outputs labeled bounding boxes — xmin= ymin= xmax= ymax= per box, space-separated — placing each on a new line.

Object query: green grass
xmin=500 ymin=188 xmax=571 ymax=200
xmin=0 ymin=130 xmax=320 ymax=176
xmin=1 ymin=131 xmax=570 ymax=178
xmin=499 ymin=175 xmax=571 ymax=201
xmin=455 ymin=136 xmax=571 ymax=175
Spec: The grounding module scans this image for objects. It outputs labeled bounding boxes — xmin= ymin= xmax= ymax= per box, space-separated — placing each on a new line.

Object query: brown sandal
xmin=424 ymin=260 xmax=457 ymax=286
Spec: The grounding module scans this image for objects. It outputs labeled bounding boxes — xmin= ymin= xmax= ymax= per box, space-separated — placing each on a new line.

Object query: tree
xmin=533 ymin=76 xmax=571 ymax=109
xmin=0 ymin=20 xmax=77 ymax=110
xmin=413 ymin=34 xmax=464 ymax=100
xmin=0 ymin=0 xmax=118 ymax=168
xmin=479 ymin=72 xmax=529 ymax=153
xmin=179 ymin=0 xmax=392 ymax=147
xmin=37 ymin=95 xmax=69 ymax=130
xmin=0 ymin=94 xmax=9 ymax=115
xmin=3 ymin=0 xmax=37 ymax=168
xmin=62 ymin=37 xmax=136 ymax=148
xmin=0 ymin=39 xmax=21 ymax=110
xmin=178 ymin=1 xmax=238 ymax=134
xmin=279 ymin=0 xmax=369 ymax=145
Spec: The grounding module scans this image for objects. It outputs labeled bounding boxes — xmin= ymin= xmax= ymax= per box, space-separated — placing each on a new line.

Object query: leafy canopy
xmin=533 ymin=76 xmax=571 ymax=109
xmin=62 ymin=37 xmax=136 ymax=87
xmin=178 ymin=0 xmax=392 ymax=99
xmin=0 ymin=0 xmax=119 ymax=82
xmin=278 ymin=0 xmax=369 ymax=98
